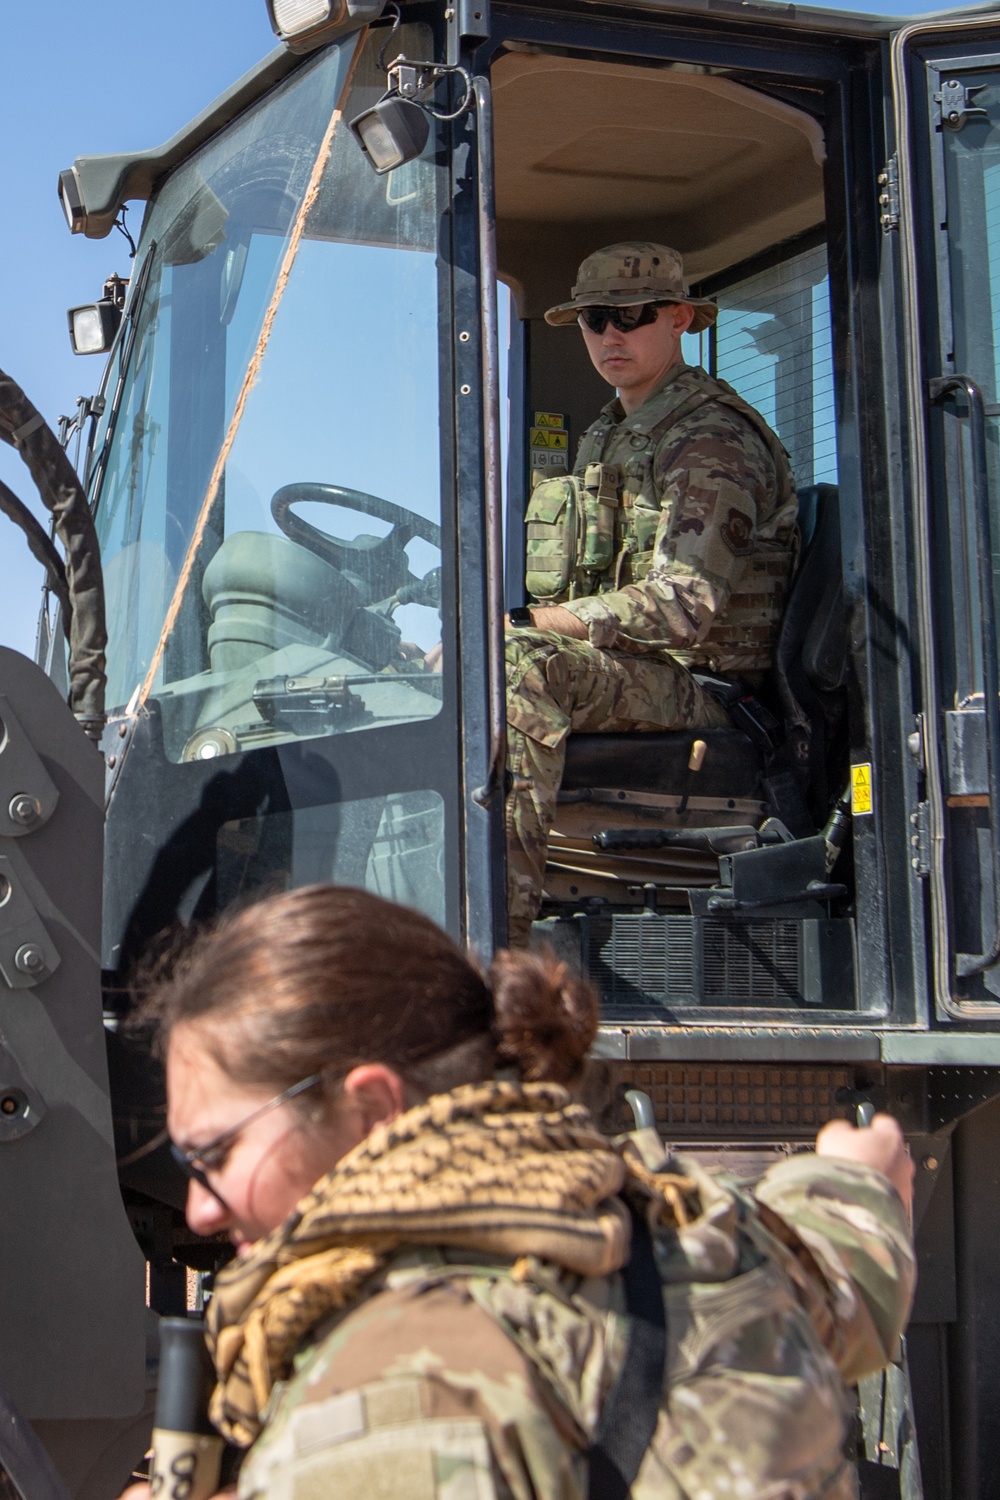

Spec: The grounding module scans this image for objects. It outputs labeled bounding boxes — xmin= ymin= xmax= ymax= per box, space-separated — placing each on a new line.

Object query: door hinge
xmin=934 ymin=79 xmax=988 ymax=131
xmin=878 ymin=155 xmax=899 ymax=233
xmin=910 ymin=800 xmax=931 ymax=878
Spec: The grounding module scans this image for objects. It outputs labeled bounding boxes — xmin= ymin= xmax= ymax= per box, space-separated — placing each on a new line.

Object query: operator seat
xmin=559 ymin=484 xmax=845 ymax=821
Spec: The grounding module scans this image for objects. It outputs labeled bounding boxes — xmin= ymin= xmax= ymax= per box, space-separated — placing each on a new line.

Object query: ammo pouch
xmin=524 ymin=463 xmax=619 ymax=602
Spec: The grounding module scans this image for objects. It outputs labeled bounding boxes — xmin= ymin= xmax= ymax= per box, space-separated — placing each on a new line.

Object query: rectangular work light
xmin=350 ymin=96 xmax=430 ymax=174
xmin=58 ymin=169 xmax=86 ymax=235
xmin=266 ymin=0 xmax=387 ymax=49
xmin=67 ymin=300 xmax=121 ymax=356
xmin=68 ymin=273 xmax=127 ymax=355
xmin=266 ymin=0 xmax=343 ymax=41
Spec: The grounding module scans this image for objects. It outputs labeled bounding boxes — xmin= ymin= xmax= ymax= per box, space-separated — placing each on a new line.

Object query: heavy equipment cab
xmin=5 ymin=0 xmax=1000 ymax=1495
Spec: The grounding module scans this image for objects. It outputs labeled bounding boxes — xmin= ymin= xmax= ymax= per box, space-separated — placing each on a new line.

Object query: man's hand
xmin=815 ymin=1114 xmax=914 ymax=1216
xmin=505 ymin=606 xmax=588 ymax=639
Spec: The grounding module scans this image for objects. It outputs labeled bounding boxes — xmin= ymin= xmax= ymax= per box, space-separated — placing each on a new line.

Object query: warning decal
xmin=851 ymin=762 xmax=873 ymax=816
xmin=529 ymin=427 xmax=568 ymax=451
xmin=529 ymin=413 xmax=568 ymax=472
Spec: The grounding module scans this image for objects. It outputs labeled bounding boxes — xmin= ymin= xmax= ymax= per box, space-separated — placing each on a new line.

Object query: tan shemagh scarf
xmin=206 ymin=1080 xmax=695 ymax=1445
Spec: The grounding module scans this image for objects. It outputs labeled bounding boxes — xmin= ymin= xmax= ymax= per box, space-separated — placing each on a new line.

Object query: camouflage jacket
xmin=536 ymin=363 xmax=798 ymax=676
xmin=236 ymin=1151 xmax=914 ymax=1500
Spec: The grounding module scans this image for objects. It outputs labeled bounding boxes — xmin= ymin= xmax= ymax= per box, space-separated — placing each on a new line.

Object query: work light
xmin=58 ymin=169 xmax=86 ymax=235
xmin=67 ymin=300 xmax=121 ymax=356
xmin=67 ymin=275 xmax=127 ymax=355
xmin=266 ymin=0 xmax=343 ymax=41
xmin=350 ymin=96 xmax=430 ymax=174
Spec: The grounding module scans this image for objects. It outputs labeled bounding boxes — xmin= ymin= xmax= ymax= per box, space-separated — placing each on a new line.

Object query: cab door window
xmin=921 ymin=48 xmax=1000 ymax=999
xmin=93 ymin=26 xmax=446 ymax=766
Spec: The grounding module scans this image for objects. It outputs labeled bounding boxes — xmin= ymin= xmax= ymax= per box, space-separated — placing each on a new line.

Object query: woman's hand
xmin=815 ymin=1113 xmax=914 ymax=1216
xmin=117 ymin=1487 xmax=237 ymax=1500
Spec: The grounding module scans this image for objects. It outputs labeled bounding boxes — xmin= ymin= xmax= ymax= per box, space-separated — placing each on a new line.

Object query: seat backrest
xmin=779 ymin=484 xmax=845 ymax=694
xmin=771 ymin=483 xmax=846 ymax=817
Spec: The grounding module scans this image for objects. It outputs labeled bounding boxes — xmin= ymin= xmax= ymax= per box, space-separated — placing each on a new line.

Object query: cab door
xmin=895 ymin=11 xmax=1000 ymax=1015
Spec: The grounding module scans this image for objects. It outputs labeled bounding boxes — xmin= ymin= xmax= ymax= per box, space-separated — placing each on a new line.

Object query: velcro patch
xmin=720 ymin=507 xmax=755 ymax=556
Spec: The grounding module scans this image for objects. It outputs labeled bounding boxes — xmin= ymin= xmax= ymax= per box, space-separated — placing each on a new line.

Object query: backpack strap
xmin=587 ymin=1206 xmax=667 ymax=1500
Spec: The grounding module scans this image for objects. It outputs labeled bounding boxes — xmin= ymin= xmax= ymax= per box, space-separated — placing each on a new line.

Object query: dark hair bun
xmin=489 ymin=946 xmax=599 ymax=1085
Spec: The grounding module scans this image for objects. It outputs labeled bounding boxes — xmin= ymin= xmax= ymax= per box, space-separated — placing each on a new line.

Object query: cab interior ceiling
xmin=491 ymin=51 xmax=827 ymax=319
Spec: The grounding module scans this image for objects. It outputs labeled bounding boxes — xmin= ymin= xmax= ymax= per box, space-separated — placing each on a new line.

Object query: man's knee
xmin=505 ymin=629 xmax=590 ymax=747
xmin=504 ymin=625 xmax=570 ymax=678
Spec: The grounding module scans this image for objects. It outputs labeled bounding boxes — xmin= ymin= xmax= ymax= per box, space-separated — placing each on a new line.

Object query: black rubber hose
xmin=0 ymin=370 xmax=106 ymax=738
xmin=0 ymin=479 xmax=71 ymax=630
xmin=0 ymin=1382 xmax=74 ymax=1500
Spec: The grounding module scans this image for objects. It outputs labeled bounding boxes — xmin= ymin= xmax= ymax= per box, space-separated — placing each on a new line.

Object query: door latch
xmin=935 ymin=80 xmax=988 ymax=131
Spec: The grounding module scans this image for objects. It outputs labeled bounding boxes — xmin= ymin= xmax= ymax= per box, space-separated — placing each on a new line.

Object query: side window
xmin=707 ymin=244 xmax=838 ymax=490
xmin=935 ymin=62 xmax=1000 ymax=710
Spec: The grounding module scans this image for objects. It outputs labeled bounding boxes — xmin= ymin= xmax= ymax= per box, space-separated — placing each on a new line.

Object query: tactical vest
xmin=524 ymin=368 xmax=798 ymax=676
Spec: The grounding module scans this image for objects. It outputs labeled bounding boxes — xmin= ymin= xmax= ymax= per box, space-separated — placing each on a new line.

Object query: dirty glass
xmin=92 ymin=25 xmax=446 ymax=766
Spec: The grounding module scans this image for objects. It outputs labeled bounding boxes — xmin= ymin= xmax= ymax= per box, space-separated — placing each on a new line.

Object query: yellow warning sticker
xmin=534 ymin=411 xmax=565 ymax=430
xmin=529 ymin=427 xmax=569 ymax=450
xmin=851 ymin=762 xmax=873 ymax=815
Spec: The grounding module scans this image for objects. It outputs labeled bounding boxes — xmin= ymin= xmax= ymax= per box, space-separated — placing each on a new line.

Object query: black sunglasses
xmin=578 ymin=302 xmax=667 ymax=334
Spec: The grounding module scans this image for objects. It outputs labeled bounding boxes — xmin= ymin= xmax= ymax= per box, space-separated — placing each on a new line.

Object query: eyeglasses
xmin=578 ymin=302 xmax=666 ymax=334
xmin=170 ymin=1071 xmax=324 ymax=1209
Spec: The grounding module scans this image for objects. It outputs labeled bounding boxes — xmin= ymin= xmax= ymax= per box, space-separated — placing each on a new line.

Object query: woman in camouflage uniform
xmin=140 ymin=885 xmax=914 ymax=1500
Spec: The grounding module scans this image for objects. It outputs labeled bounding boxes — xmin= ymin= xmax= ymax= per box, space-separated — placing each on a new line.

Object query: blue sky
xmin=0 ymin=3 xmax=275 ymax=660
xmin=0 ymin=0 xmax=976 ymax=661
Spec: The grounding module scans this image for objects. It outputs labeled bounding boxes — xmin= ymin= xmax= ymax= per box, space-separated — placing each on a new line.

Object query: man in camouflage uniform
xmin=505 ymin=242 xmax=798 ymax=945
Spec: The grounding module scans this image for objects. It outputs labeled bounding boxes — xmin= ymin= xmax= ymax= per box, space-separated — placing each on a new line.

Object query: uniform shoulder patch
xmin=720 ymin=507 xmax=754 ymax=556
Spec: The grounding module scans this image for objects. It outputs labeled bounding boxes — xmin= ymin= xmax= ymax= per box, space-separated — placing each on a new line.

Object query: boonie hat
xmin=545 ymin=241 xmax=717 ymax=334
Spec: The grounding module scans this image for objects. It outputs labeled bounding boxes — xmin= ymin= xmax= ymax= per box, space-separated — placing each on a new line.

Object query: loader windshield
xmin=91 ymin=24 xmax=446 ymax=766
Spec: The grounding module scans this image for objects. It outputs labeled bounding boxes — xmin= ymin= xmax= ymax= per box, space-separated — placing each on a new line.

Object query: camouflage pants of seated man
xmin=504 ymin=626 xmax=731 ymax=948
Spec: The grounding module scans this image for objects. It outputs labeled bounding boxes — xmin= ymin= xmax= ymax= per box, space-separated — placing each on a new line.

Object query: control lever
xmin=677 ymin=737 xmax=707 ymax=814
xmin=822 ymin=784 xmax=852 ymax=874
xmin=597 ymin=825 xmax=760 ymax=855
xmin=594 ymin=818 xmax=795 ymax=856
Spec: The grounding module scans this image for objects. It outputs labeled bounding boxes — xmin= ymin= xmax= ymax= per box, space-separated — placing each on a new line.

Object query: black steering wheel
xmin=271 ymin=483 xmax=441 ymax=609
xmin=271 ymin=483 xmax=441 ymax=567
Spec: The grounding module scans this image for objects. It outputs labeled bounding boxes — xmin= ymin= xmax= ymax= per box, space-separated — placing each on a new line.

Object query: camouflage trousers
xmin=504 ymin=627 xmax=730 ymax=945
